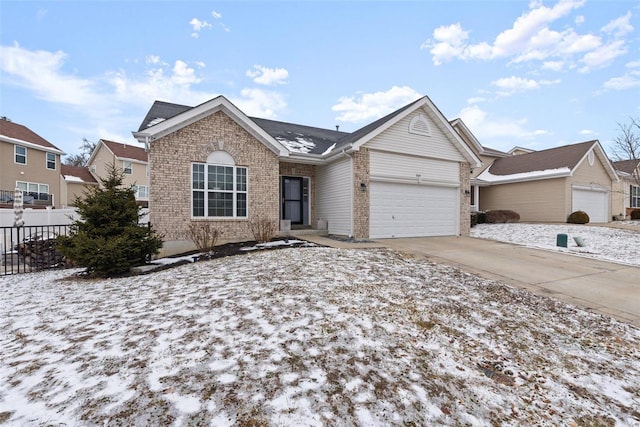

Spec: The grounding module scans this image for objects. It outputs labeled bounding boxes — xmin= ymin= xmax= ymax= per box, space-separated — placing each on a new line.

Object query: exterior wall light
xmin=360 ymin=182 xmax=367 ymax=191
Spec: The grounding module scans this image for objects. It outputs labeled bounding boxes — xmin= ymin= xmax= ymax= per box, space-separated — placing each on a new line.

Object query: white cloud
xmin=459 ymin=105 xmax=549 ymax=141
xmin=603 ymin=72 xmax=640 ymax=90
xmin=422 ymin=0 xmax=628 ymax=70
xmin=601 ymin=11 xmax=633 ymax=37
xmin=542 ymin=60 xmax=565 ymax=71
xmin=332 ymin=86 xmax=422 ymax=123
xmin=145 ymin=55 xmax=164 ymax=65
xmin=189 ymin=18 xmax=212 ymax=38
xmin=579 ymin=129 xmax=595 ymax=135
xmin=212 ymin=10 xmax=222 ymax=19
xmin=246 ymin=65 xmax=289 ymax=86
xmin=491 ymin=76 xmax=560 ymax=96
xmin=0 ymin=42 xmax=97 ymax=106
xmin=579 ymin=40 xmax=627 ymax=72
xmin=231 ymin=88 xmax=286 ymax=119
xmin=575 ymin=15 xmax=585 ymax=25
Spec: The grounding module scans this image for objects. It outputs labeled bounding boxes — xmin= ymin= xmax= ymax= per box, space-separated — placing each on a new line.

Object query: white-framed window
xmin=191 ymin=162 xmax=247 ymax=218
xmin=15 ymin=145 xmax=26 ymax=164
xmin=46 ymin=152 xmax=56 ymax=170
xmin=123 ymin=160 xmax=132 ymax=175
xmin=16 ymin=181 xmax=49 ymax=201
xmin=132 ymin=184 xmax=149 ymax=200
xmin=631 ymin=185 xmax=640 ymax=208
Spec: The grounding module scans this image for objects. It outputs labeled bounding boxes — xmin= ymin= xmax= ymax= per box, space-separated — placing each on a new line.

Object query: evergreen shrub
xmin=57 ymin=164 xmax=162 ymax=277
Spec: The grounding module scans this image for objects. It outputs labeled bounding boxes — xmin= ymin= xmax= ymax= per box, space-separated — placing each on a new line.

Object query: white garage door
xmin=370 ymin=182 xmax=458 ymax=238
xmin=572 ymin=188 xmax=608 ymax=223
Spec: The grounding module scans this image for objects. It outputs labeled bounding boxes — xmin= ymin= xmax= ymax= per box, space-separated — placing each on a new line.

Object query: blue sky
xmin=1 ymin=0 xmax=638 ymax=158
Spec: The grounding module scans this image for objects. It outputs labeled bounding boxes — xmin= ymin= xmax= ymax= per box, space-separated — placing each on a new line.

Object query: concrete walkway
xmin=303 ymin=235 xmax=640 ymax=327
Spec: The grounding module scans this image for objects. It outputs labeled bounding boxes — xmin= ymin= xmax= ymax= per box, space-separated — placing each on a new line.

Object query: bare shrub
xmin=248 ymin=216 xmax=277 ymax=243
xmin=187 ymin=222 xmax=221 ymax=253
xmin=485 ymin=210 xmax=520 ymax=223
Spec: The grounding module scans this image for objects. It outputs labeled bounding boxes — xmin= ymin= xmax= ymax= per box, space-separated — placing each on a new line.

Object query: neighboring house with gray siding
xmin=133 ymin=95 xmax=481 ymax=256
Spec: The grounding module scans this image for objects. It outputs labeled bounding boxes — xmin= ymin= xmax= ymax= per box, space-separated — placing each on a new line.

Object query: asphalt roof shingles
xmin=0 ymin=119 xmax=62 ymax=152
xmin=488 ymin=140 xmax=597 ymax=176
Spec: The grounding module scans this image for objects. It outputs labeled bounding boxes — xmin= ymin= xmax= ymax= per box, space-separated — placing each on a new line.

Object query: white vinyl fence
xmin=1 ymin=208 xmax=150 ymax=273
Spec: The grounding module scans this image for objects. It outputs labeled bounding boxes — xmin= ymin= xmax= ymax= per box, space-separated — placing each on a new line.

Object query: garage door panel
xmin=370 ymin=182 xmax=458 ymax=238
xmin=572 ymin=189 xmax=608 ymax=223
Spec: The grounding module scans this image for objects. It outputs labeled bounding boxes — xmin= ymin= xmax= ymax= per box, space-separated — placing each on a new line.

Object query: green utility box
xmin=556 ymin=233 xmax=568 ymax=248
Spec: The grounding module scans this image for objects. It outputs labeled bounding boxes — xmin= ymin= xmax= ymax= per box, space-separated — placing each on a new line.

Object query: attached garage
xmin=370 ymin=181 xmax=458 ymax=238
xmin=572 ymin=187 xmax=609 ymax=223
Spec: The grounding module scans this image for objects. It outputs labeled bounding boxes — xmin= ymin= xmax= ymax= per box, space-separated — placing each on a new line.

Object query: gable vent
xmin=409 ymin=114 xmax=431 ymax=136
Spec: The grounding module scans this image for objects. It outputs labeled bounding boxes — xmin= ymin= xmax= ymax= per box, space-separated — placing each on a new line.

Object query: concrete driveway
xmin=379 ymin=236 xmax=640 ymax=327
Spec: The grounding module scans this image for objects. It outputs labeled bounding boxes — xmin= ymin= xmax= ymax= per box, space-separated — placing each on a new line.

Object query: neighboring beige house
xmin=133 ymin=95 xmax=482 ymax=256
xmin=60 ymin=165 xmax=99 ymax=207
xmin=473 ymin=140 xmax=619 ymax=223
xmin=612 ymin=159 xmax=640 ymax=218
xmin=0 ymin=118 xmax=65 ymax=209
xmin=87 ymin=139 xmax=149 ymax=206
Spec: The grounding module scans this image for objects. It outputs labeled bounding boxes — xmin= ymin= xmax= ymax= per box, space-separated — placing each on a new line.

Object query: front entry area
xmin=281 ymin=176 xmax=310 ymax=225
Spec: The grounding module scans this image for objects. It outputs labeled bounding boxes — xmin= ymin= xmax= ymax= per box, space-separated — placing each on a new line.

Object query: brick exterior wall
xmin=352 ymin=148 xmax=370 ymax=239
xmin=459 ymin=161 xmax=471 ymax=236
xmin=150 ymin=111 xmax=279 ymax=249
xmin=279 ymin=162 xmax=316 ymax=225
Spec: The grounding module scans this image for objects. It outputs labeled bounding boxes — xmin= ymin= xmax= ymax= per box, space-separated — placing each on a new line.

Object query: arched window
xmin=192 ymin=151 xmax=248 ymax=218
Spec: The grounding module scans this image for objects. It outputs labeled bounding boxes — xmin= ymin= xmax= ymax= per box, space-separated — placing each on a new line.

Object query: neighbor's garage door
xmin=572 ymin=188 xmax=608 ymax=223
xmin=370 ymin=181 xmax=458 ymax=238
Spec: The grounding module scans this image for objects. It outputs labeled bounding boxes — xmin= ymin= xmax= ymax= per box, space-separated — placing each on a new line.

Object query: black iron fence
xmin=1 ymin=224 xmax=70 ymax=276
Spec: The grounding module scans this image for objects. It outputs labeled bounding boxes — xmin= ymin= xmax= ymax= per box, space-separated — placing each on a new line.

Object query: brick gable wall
xmin=150 ymin=111 xmax=279 ymax=249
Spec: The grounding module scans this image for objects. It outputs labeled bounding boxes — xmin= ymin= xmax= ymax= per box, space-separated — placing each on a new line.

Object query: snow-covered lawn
xmin=471 ymin=223 xmax=640 ymax=267
xmin=1 ymin=248 xmax=638 ymax=426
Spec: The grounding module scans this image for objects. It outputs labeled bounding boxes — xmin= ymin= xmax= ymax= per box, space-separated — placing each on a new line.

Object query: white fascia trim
xmin=117 ymin=157 xmax=148 ymax=165
xmin=87 ymin=140 xmax=107 ymax=166
xmin=133 ymin=96 xmax=290 ymax=157
xmin=281 ymin=153 xmax=325 ymax=165
xmin=1 ymin=135 xmax=65 ymax=155
xmin=477 ymin=167 xmax=572 ymax=185
xmin=450 ymin=118 xmax=484 ymax=155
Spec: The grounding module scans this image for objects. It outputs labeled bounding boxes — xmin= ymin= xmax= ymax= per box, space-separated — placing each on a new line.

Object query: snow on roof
xmin=322 ymin=143 xmax=336 ymax=156
xmin=477 ymin=166 xmax=571 ymax=184
xmin=275 ymin=134 xmax=316 ymax=154
xmin=64 ymin=175 xmax=85 ymax=183
xmin=147 ymin=117 xmax=166 ymax=128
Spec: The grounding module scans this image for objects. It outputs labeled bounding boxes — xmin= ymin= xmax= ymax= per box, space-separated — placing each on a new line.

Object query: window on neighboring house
xmin=123 ymin=161 xmax=132 ymax=175
xmin=15 ymin=145 xmax=26 ymax=164
xmin=46 ymin=152 xmax=56 ymax=170
xmin=16 ymin=181 xmax=49 ymax=201
xmin=631 ymin=185 xmax=640 ymax=208
xmin=132 ymin=185 xmax=149 ymax=200
xmin=192 ymin=163 xmax=247 ymax=218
